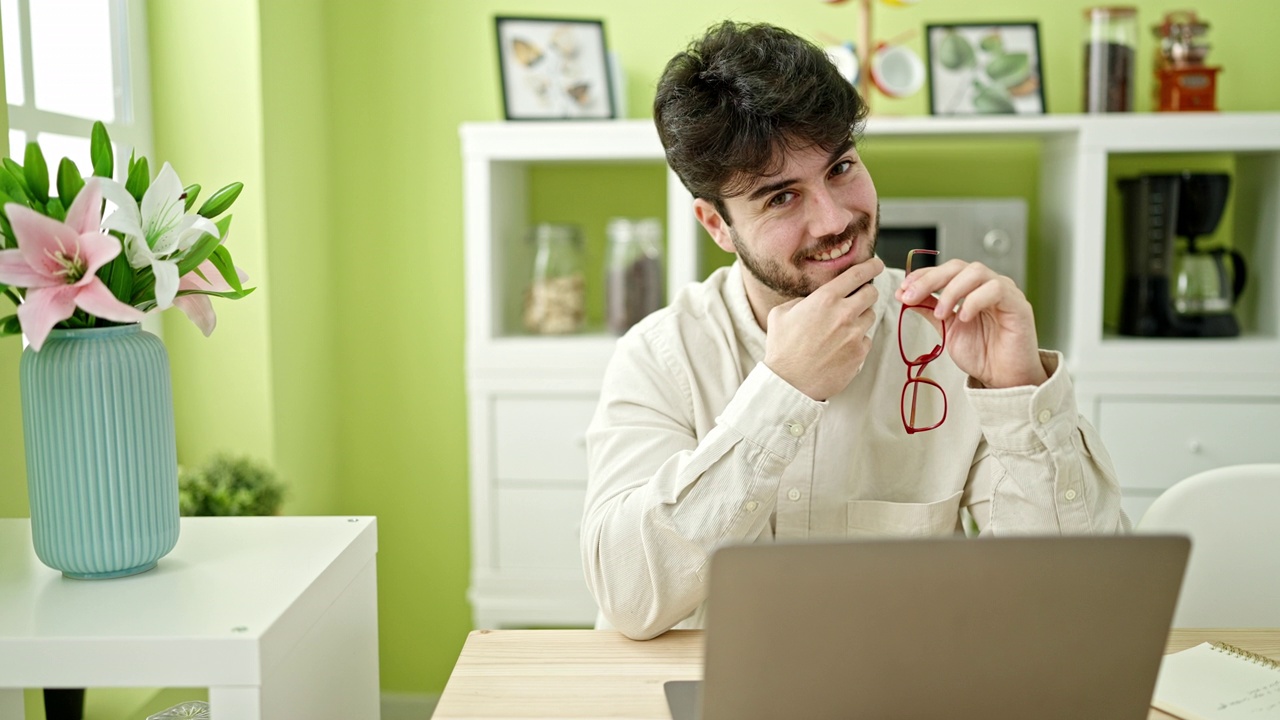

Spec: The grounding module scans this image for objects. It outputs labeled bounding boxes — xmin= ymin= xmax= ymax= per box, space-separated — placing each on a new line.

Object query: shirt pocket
xmin=846 ymin=490 xmax=964 ymax=538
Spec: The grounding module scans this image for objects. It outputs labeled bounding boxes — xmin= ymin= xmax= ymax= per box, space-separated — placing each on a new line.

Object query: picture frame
xmin=925 ymin=22 xmax=1046 ymax=116
xmin=494 ymin=16 xmax=615 ymax=121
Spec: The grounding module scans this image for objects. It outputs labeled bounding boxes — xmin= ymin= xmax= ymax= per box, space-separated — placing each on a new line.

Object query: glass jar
xmin=605 ymin=217 xmax=665 ymax=335
xmin=523 ymin=223 xmax=585 ymax=334
xmin=1083 ymin=6 xmax=1138 ymax=112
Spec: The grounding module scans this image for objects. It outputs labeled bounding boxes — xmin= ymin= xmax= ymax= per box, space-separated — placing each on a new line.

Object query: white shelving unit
xmin=461 ymin=113 xmax=1280 ymax=629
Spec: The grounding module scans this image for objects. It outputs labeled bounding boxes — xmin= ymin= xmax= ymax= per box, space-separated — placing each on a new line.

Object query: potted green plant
xmin=178 ymin=453 xmax=285 ymax=517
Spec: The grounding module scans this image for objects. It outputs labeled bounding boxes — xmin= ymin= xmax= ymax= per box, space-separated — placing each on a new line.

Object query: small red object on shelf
xmin=1153 ymin=10 xmax=1220 ymax=112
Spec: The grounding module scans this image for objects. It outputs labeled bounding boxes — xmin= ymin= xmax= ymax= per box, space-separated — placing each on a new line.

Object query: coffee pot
xmin=1173 ymin=242 xmax=1246 ymax=318
xmin=1118 ymin=172 xmax=1246 ymax=337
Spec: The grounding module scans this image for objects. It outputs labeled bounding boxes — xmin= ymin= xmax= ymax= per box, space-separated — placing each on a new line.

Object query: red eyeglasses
xmin=900 ymin=249 xmax=947 ymax=434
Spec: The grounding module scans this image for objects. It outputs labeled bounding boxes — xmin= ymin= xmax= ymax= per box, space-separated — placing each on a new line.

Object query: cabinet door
xmin=1096 ymin=398 xmax=1280 ymax=522
xmin=492 ymin=395 xmax=598 ymax=482
xmin=489 ymin=394 xmax=597 ymax=572
xmin=495 ymin=486 xmax=589 ymax=571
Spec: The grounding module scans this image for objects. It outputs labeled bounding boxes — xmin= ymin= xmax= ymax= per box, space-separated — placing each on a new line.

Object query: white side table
xmin=0 ymin=516 xmax=380 ymax=719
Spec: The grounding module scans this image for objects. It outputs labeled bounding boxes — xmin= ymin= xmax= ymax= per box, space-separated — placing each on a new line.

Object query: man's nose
xmin=807 ymin=186 xmax=853 ymax=239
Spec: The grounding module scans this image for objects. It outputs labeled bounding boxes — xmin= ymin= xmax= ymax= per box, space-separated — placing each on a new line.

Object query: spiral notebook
xmin=1152 ymin=641 xmax=1280 ymax=719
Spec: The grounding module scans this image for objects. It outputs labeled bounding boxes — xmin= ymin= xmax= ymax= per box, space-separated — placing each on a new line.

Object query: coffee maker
xmin=1118 ymin=172 xmax=1247 ymax=337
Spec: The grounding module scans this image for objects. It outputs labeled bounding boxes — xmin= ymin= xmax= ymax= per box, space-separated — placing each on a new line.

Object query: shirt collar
xmin=724 ymin=259 xmax=894 ymax=366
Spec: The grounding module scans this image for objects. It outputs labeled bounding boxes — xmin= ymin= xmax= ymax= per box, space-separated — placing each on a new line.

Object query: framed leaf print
xmin=926 ymin=22 xmax=1046 ymax=116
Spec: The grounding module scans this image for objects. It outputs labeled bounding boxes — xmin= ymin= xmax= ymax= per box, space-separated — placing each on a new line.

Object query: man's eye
xmin=830 ymin=160 xmax=854 ymax=176
xmin=767 ymin=191 xmax=795 ymax=208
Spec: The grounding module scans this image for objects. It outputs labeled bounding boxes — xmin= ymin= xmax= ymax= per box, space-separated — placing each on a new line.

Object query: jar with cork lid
xmin=523 ymin=223 xmax=585 ymax=334
xmin=604 ymin=217 xmax=664 ymax=335
xmin=1083 ymin=6 xmax=1139 ymax=112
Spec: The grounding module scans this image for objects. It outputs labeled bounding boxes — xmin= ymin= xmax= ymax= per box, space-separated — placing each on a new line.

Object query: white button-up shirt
xmin=582 ymin=262 xmax=1129 ymax=640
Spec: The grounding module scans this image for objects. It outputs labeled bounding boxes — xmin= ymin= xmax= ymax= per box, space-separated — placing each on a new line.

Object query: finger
xmin=950 ymin=278 xmax=1007 ymax=322
xmin=816 ymin=255 xmax=885 ymax=300
xmin=932 ymin=262 xmax=1000 ymax=320
xmin=900 ymin=258 xmax=968 ymax=303
xmin=847 ymin=280 xmax=879 ymax=314
xmin=904 ymin=303 xmax=945 ymax=338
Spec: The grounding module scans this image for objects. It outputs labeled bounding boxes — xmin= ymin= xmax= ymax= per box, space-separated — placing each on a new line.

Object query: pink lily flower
xmin=0 ymin=180 xmax=144 ymax=350
xmin=174 ymin=259 xmax=248 ymax=337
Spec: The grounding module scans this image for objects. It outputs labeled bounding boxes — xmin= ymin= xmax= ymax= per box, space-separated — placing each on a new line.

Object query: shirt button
xmin=787 ymin=488 xmax=801 ymax=501
xmin=1037 ymin=409 xmax=1052 ymax=424
xmin=787 ymin=422 xmax=805 ymax=437
xmin=746 ymin=501 xmax=760 ymax=512
xmin=1064 ymin=488 xmax=1078 ymax=501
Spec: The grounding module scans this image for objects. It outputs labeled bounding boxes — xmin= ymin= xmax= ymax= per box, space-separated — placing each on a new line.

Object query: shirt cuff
xmin=716 ymin=362 xmax=825 ymax=461
xmin=964 ymin=350 xmax=1077 ymax=453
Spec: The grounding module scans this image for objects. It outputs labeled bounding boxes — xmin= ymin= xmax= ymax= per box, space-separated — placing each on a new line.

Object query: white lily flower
xmin=100 ymin=162 xmax=220 ymax=310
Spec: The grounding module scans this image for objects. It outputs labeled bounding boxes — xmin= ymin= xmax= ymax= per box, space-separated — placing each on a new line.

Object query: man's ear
xmin=693 ymin=198 xmax=737 ymax=254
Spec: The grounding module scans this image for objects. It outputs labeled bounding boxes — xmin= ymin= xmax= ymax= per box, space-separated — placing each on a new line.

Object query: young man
xmin=580 ymin=21 xmax=1127 ymax=641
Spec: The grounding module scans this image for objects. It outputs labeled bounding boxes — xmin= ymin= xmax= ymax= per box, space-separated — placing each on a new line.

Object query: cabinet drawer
xmin=495 ymin=486 xmax=588 ymax=570
xmin=1096 ymin=398 xmax=1280 ymax=493
xmin=492 ymin=395 xmax=598 ymax=482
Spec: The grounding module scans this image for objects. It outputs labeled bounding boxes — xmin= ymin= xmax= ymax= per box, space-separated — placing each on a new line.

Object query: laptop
xmin=665 ymin=535 xmax=1189 ymax=720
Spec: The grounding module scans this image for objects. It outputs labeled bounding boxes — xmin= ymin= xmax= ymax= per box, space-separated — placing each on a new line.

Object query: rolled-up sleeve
xmin=963 ymin=350 xmax=1130 ymax=535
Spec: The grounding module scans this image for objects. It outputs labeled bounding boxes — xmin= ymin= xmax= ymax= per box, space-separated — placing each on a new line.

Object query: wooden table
xmin=434 ymin=628 xmax=1280 ymax=719
xmin=0 ymin=516 xmax=381 ymax=720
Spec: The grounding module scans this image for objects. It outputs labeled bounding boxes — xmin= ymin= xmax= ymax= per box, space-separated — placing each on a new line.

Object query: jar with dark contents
xmin=1084 ymin=6 xmax=1138 ymax=112
xmin=605 ymin=218 xmax=664 ymax=335
xmin=523 ymin=223 xmax=585 ymax=334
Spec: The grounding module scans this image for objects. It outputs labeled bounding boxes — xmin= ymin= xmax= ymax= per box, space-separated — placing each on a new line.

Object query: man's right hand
xmin=763 ymin=256 xmax=884 ymax=401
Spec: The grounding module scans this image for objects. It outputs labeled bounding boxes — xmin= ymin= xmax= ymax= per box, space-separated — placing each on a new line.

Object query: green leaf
xmin=137 ymin=286 xmax=254 ymax=313
xmin=130 ymin=265 xmax=156 ymax=306
xmin=182 ymin=183 xmax=201 ymax=212
xmin=939 ymin=30 xmax=977 ymax=71
xmin=0 ymin=214 xmax=14 ymax=249
xmin=197 ymin=182 xmax=243 ymax=218
xmin=979 ymin=33 xmax=1004 ymax=54
xmin=23 ymin=142 xmax=50 ymax=204
xmin=985 ymin=52 xmax=1030 ymax=88
xmin=215 ymin=214 xmax=233 ymax=237
xmin=176 ymin=287 xmax=255 ymax=301
xmin=0 ymin=313 xmax=21 ymax=337
xmin=45 ymin=197 xmax=65 ymax=222
xmin=210 ymin=245 xmax=243 ymax=292
xmin=0 ymin=172 xmax=28 ymax=207
xmin=56 ymin=158 xmax=86 ymax=208
xmin=971 ymin=80 xmax=1016 ymax=113
xmin=91 ymin=122 xmax=114 ymax=178
xmin=2 ymin=159 xmax=32 ymax=202
xmin=176 ymin=231 xmax=222 ymax=277
xmin=98 ymin=253 xmax=135 ymax=305
xmin=125 ymin=156 xmax=150 ymax=203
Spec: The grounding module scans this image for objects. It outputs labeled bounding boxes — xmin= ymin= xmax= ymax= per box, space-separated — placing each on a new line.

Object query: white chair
xmin=1137 ymin=463 xmax=1280 ymax=628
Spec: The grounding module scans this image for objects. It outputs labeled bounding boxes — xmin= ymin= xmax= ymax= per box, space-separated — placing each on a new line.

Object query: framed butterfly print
xmin=495 ymin=16 xmax=616 ymax=120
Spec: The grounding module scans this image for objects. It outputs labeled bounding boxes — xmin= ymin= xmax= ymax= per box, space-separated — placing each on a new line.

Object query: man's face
xmin=694 ymin=140 xmax=879 ymax=306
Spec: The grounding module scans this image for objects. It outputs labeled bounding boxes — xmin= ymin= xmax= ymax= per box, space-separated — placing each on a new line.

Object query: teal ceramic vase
xmin=19 ymin=323 xmax=180 ymax=579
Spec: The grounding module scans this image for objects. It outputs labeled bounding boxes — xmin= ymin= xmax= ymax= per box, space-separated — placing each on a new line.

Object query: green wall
xmin=148 ymin=1 xmax=276 ymax=468
xmin=2 ymin=1 xmax=1280 ymax=709
xmin=0 ymin=9 xmax=23 ymax=520
xmin=323 ymin=0 xmax=1280 ymax=696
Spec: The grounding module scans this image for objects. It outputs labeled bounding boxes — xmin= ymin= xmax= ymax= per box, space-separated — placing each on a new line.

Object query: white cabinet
xmin=461 ymin=114 xmax=1280 ymax=629
xmin=1093 ymin=397 xmax=1280 ymax=521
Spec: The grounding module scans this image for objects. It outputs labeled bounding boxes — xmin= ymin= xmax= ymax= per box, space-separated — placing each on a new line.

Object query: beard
xmin=730 ymin=206 xmax=879 ymax=299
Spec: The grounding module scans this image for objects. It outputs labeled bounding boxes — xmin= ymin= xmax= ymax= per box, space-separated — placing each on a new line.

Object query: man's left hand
xmin=895 ymin=259 xmax=1048 ymax=389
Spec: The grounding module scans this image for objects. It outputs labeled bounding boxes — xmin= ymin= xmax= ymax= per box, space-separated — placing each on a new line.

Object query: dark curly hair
xmin=654 ymin=21 xmax=868 ymax=222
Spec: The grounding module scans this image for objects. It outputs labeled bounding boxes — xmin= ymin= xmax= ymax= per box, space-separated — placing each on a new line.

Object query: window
xmin=2 ymin=0 xmax=152 ymax=179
